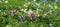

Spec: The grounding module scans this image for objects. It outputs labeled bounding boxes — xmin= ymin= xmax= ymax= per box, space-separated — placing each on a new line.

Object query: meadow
xmin=0 ymin=0 xmax=60 ymax=27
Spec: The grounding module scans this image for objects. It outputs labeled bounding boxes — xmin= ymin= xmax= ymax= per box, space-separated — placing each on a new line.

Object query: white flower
xmin=27 ymin=9 xmax=33 ymax=16
xmin=29 ymin=9 xmax=32 ymax=13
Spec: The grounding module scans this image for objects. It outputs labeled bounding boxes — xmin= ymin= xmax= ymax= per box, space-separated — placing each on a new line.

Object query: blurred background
xmin=0 ymin=0 xmax=60 ymax=27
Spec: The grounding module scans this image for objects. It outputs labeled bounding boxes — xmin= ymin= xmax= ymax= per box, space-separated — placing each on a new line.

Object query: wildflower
xmin=10 ymin=10 xmax=14 ymax=16
xmin=21 ymin=16 xmax=26 ymax=22
xmin=13 ymin=9 xmax=17 ymax=13
xmin=31 ymin=13 xmax=35 ymax=17
xmin=27 ymin=9 xmax=33 ymax=16
xmin=33 ymin=16 xmax=38 ymax=23
xmin=10 ymin=9 xmax=18 ymax=16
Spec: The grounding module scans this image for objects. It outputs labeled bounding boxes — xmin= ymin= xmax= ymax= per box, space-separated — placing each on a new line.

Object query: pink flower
xmin=10 ymin=9 xmax=18 ymax=16
xmin=31 ymin=13 xmax=35 ymax=17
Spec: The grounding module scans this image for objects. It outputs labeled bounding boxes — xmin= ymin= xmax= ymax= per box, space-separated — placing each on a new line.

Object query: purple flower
xmin=21 ymin=16 xmax=26 ymax=22
xmin=10 ymin=9 xmax=18 ymax=16
xmin=33 ymin=16 xmax=38 ymax=23
xmin=35 ymin=19 xmax=38 ymax=23
xmin=33 ymin=16 xmax=37 ymax=20
xmin=10 ymin=11 xmax=14 ymax=16
xmin=11 ymin=13 xmax=14 ymax=16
